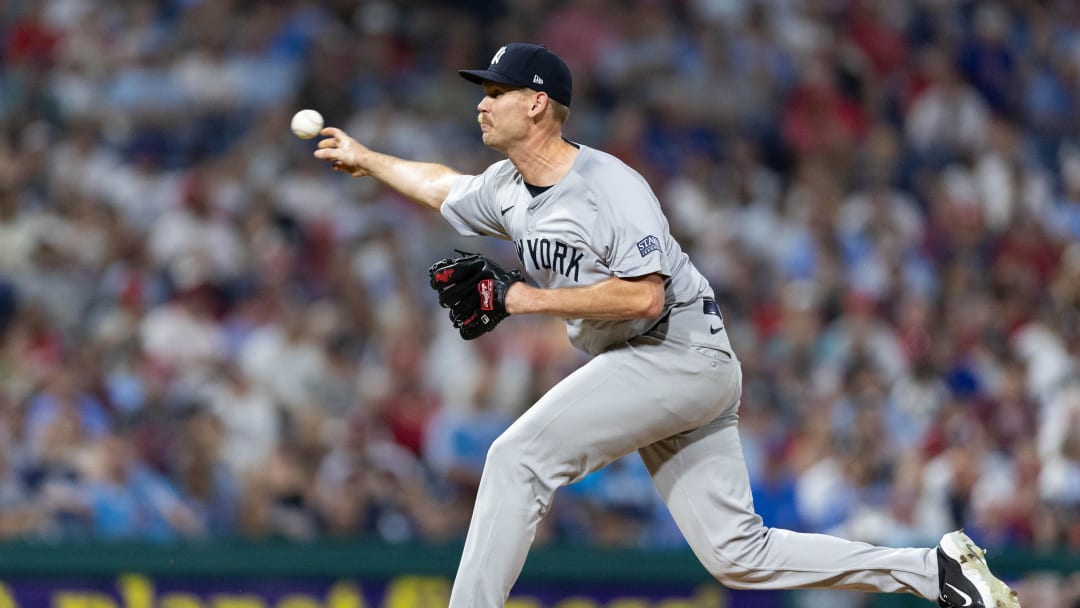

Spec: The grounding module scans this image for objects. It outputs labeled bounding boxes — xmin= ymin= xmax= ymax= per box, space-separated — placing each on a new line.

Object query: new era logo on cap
xmin=459 ymin=43 xmax=573 ymax=107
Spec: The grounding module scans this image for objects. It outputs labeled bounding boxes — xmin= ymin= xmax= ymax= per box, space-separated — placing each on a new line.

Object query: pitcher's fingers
xmin=316 ymin=134 xmax=341 ymax=149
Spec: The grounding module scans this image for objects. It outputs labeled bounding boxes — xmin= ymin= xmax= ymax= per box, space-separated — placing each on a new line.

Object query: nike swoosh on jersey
xmin=944 ymin=583 xmax=974 ymax=607
xmin=500 ymin=206 xmax=513 ymax=215
xmin=710 ymin=326 xmax=724 ymax=335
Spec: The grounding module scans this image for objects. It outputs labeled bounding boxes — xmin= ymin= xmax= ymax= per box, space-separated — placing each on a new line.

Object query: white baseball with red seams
xmin=290 ymin=109 xmax=323 ymax=139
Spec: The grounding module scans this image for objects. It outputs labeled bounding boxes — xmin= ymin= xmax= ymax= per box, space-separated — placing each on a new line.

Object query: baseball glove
xmin=428 ymin=250 xmax=525 ymax=340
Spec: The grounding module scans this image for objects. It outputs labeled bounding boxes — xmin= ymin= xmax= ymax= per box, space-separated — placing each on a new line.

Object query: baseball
xmin=290 ymin=109 xmax=324 ymax=140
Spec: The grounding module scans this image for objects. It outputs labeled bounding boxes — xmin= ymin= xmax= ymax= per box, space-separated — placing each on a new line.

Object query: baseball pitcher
xmin=314 ymin=43 xmax=1019 ymax=608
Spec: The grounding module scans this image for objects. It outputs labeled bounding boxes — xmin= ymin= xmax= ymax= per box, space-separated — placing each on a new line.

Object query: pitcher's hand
xmin=314 ymin=127 xmax=373 ymax=177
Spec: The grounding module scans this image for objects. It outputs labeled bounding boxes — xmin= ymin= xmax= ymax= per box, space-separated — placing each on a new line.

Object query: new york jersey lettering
xmin=515 ymin=238 xmax=584 ymax=282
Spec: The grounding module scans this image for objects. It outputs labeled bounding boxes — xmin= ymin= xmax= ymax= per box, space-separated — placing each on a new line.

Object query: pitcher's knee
xmin=709 ymin=563 xmax=764 ymax=589
xmin=479 ymin=428 xmax=566 ymax=511
xmin=482 ymin=430 xmax=544 ymax=486
xmin=699 ymin=553 xmax=774 ymax=589
xmin=696 ymin=531 xmax=773 ymax=589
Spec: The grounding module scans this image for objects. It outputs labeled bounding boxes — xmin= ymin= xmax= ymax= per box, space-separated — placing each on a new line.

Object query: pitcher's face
xmin=476 ymin=82 xmax=534 ymax=151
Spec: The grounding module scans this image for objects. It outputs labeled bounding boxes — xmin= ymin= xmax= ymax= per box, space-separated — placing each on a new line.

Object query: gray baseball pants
xmin=448 ymin=300 xmax=938 ymax=607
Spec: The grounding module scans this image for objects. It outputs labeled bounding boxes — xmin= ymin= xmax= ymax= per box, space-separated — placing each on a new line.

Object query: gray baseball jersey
xmin=441 ymin=145 xmax=714 ymax=355
xmin=438 ymin=144 xmax=939 ymax=607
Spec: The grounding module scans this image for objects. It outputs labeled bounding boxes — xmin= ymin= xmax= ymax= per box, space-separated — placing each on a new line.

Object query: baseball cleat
xmin=936 ymin=530 xmax=1020 ymax=608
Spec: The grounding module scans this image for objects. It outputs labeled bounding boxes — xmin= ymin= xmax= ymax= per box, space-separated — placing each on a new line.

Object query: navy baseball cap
xmin=459 ymin=43 xmax=572 ymax=107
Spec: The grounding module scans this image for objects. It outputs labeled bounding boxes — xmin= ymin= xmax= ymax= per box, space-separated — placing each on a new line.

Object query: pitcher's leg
xmin=640 ymin=413 xmax=939 ymax=599
xmin=448 ymin=343 xmax=737 ymax=608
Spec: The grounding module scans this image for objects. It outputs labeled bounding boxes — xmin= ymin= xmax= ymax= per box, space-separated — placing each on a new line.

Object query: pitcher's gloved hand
xmin=428 ymin=251 xmax=525 ymax=340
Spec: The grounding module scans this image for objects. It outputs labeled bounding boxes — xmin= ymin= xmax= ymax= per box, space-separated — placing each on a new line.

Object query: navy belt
xmin=703 ymin=297 xmax=721 ymax=317
xmin=645 ymin=297 xmax=722 ymax=335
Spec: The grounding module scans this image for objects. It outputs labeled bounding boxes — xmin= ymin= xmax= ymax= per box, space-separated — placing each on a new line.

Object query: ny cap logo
xmin=491 ymin=46 xmax=507 ymax=65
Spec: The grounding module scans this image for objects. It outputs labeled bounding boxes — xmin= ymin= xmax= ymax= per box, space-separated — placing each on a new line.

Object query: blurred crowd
xmin=0 ymin=0 xmax=1079 ymax=589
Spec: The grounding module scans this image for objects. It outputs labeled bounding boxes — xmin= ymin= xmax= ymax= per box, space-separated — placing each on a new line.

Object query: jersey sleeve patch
xmin=636 ymin=235 xmax=661 ymax=257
